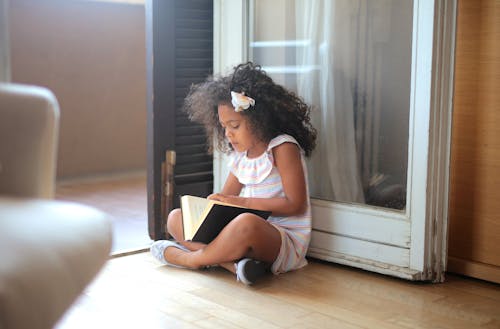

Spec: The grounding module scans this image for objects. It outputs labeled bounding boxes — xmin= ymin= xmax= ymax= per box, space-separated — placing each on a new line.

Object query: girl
xmin=151 ymin=62 xmax=317 ymax=285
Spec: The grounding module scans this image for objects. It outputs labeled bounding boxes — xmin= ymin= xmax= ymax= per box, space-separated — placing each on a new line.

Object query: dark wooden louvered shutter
xmin=146 ymin=0 xmax=213 ymax=240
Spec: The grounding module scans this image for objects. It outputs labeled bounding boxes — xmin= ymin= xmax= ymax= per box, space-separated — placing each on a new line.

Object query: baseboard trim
xmin=110 ymin=247 xmax=150 ymax=259
xmin=447 ymin=256 xmax=500 ymax=284
xmin=57 ymin=169 xmax=146 ymax=185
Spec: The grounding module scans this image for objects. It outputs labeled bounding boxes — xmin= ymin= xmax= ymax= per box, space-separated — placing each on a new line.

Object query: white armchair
xmin=0 ymin=83 xmax=112 ymax=329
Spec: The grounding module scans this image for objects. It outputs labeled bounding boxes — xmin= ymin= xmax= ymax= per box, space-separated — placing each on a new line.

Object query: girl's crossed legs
xmin=164 ymin=208 xmax=282 ymax=273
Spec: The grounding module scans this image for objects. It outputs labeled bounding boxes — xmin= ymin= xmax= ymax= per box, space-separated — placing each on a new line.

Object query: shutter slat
xmin=176 ymin=126 xmax=205 ymax=136
xmin=176 ymin=144 xmax=208 ymax=155
xmin=177 ymin=153 xmax=212 ymax=165
xmin=176 ymin=162 xmax=213 ymax=175
xmin=175 ymin=39 xmax=213 ymax=49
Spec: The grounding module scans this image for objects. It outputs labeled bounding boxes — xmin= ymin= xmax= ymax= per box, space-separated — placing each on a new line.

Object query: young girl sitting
xmin=151 ymin=62 xmax=317 ymax=285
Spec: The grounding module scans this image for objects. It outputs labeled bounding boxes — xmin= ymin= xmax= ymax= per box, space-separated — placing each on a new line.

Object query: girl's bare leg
xmin=167 ymin=209 xmax=236 ymax=272
xmin=164 ymin=211 xmax=281 ymax=270
xmin=166 ymin=208 xmax=206 ymax=251
xmin=166 ymin=209 xmax=252 ymax=273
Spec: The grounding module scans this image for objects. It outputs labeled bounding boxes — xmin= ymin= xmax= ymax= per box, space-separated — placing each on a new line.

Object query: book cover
xmin=180 ymin=195 xmax=271 ymax=244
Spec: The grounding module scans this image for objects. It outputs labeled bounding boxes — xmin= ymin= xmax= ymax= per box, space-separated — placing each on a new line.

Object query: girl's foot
xmin=236 ymin=258 xmax=268 ymax=285
xmin=150 ymin=240 xmax=189 ymax=268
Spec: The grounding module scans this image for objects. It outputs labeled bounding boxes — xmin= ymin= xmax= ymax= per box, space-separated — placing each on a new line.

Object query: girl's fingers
xmin=208 ymin=193 xmax=224 ymax=201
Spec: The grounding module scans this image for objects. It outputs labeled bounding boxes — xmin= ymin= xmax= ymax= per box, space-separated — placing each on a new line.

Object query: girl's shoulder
xmin=228 ymin=148 xmax=273 ymax=184
xmin=228 ymin=135 xmax=302 ymax=184
xmin=227 ymin=135 xmax=293 ymax=184
xmin=267 ymin=134 xmax=301 ymax=152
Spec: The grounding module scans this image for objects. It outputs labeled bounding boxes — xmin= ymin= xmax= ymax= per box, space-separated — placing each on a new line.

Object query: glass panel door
xmin=249 ymin=0 xmax=416 ymax=277
xmin=250 ymin=0 xmax=412 ymax=211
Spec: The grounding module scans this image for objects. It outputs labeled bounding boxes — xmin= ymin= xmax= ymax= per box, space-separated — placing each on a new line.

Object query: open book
xmin=180 ymin=195 xmax=271 ymax=244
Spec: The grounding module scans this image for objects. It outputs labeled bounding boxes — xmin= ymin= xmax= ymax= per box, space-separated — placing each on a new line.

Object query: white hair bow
xmin=231 ymin=91 xmax=255 ymax=112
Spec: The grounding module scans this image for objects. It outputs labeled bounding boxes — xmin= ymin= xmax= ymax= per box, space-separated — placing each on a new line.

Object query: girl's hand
xmin=207 ymin=193 xmax=223 ymax=201
xmin=208 ymin=193 xmax=248 ymax=208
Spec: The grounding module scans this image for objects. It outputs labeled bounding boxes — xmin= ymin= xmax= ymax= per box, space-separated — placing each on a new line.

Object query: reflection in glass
xmin=250 ymin=0 xmax=412 ymax=210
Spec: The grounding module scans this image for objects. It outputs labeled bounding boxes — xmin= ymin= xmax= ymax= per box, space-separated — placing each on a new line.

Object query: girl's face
xmin=217 ymin=104 xmax=266 ymax=157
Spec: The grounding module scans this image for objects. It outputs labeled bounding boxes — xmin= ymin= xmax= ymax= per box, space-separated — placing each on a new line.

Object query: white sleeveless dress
xmin=228 ymin=134 xmax=312 ymax=274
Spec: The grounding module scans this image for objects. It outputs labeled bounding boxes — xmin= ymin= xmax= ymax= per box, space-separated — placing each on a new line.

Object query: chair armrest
xmin=0 ymin=83 xmax=60 ymax=198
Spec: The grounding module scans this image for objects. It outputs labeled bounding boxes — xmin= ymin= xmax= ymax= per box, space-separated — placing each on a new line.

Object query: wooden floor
xmin=55 ymin=252 xmax=500 ymax=329
xmin=56 ymin=173 xmax=152 ymax=254
xmin=54 ymin=175 xmax=500 ymax=329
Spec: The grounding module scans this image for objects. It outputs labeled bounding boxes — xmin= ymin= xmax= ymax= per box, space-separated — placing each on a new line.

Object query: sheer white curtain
xmin=351 ymin=1 xmax=392 ymax=191
xmin=296 ymin=0 xmax=365 ymax=203
xmin=296 ymin=0 xmax=393 ymax=204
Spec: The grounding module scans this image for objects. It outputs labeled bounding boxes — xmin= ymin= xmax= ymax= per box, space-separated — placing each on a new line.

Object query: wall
xmin=448 ymin=0 xmax=500 ymax=283
xmin=10 ymin=0 xmax=147 ymax=179
xmin=0 ymin=0 xmax=9 ymax=81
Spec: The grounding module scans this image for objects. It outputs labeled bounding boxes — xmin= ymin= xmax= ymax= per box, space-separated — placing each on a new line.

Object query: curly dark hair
xmin=182 ymin=62 xmax=317 ymax=157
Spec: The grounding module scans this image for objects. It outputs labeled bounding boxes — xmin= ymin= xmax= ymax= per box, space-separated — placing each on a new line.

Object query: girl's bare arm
xmin=210 ymin=171 xmax=243 ymax=197
xmin=210 ymin=143 xmax=308 ymax=216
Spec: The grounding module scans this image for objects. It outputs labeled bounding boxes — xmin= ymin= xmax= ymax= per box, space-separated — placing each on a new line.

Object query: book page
xmin=181 ymin=195 xmax=210 ymax=239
